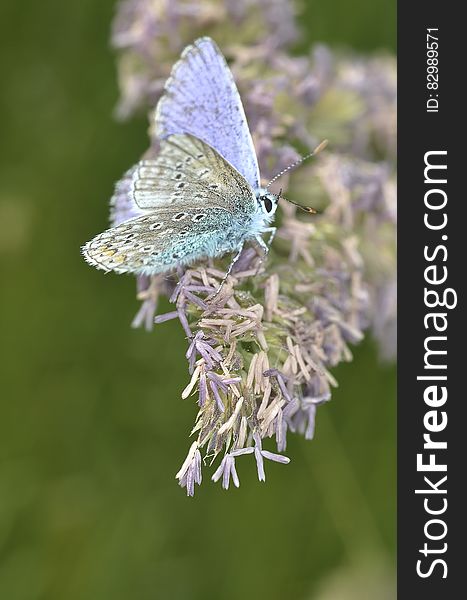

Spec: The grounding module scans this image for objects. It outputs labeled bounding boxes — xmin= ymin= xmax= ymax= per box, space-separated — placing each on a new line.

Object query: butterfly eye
xmin=263 ymin=196 xmax=273 ymax=213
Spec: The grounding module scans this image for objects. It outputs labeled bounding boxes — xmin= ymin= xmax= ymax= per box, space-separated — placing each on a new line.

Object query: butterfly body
xmin=82 ymin=38 xmax=279 ymax=277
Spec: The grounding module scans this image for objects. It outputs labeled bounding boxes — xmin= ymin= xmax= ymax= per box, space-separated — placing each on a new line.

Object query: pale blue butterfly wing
xmin=81 ymin=134 xmax=257 ymax=275
xmin=109 ymin=164 xmax=144 ymax=226
xmin=130 ymin=133 xmax=255 ymax=212
xmin=82 ymin=208 xmax=238 ymax=275
xmin=109 ymin=145 xmax=160 ymax=227
xmin=155 ymin=37 xmax=260 ymax=190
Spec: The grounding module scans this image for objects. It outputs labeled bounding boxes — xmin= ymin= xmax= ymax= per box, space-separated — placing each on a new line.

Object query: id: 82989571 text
xmin=426 ymin=28 xmax=439 ymax=113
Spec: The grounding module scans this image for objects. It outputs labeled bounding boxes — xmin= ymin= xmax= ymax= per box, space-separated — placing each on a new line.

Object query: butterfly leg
xmin=211 ymin=243 xmax=244 ymax=299
xmin=253 ymin=227 xmax=277 ymax=275
xmin=255 ymin=227 xmax=277 ymax=254
xmin=265 ymin=227 xmax=277 ymax=247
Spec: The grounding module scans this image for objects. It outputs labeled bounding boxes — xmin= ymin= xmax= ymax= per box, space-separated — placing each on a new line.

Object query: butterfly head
xmin=256 ymin=188 xmax=279 ymax=217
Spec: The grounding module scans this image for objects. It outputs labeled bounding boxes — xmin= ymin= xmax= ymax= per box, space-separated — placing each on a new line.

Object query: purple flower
xmin=211 ymin=454 xmax=240 ymax=490
xmin=106 ymin=0 xmax=396 ymax=493
xmin=226 ymin=436 xmax=290 ymax=483
xmin=186 ymin=331 xmax=222 ymax=373
xmin=176 ymin=442 xmax=202 ymax=497
xmin=252 ymin=433 xmax=290 ymax=482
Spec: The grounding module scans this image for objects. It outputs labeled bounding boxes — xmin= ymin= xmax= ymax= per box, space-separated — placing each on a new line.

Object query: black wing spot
xmin=192 ymin=214 xmax=206 ymax=222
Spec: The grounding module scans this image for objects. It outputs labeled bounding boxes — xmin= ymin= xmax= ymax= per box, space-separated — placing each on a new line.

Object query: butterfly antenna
xmin=266 ymin=139 xmax=328 ymax=189
xmin=267 ymin=140 xmax=328 ymax=214
xmin=281 ymin=196 xmax=318 ymax=214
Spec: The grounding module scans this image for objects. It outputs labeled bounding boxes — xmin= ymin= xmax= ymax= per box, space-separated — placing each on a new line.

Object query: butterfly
xmin=81 ymin=37 xmax=320 ymax=279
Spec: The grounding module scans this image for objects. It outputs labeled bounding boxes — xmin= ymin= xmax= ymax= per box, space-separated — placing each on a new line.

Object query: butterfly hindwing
xmin=155 ymin=37 xmax=260 ymax=190
xmin=82 ymin=207 xmax=242 ymax=276
xmin=109 ymin=164 xmax=144 ymax=227
xmin=108 ymin=144 xmax=160 ymax=227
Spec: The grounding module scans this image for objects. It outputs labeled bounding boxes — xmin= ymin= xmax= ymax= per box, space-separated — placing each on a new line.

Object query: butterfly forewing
xmin=82 ymin=134 xmax=257 ymax=275
xmin=131 ymin=134 xmax=256 ymax=213
xmin=155 ymin=37 xmax=260 ymax=190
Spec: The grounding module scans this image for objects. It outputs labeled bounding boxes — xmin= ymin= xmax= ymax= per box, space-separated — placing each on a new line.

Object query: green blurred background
xmin=0 ymin=1 xmax=396 ymax=599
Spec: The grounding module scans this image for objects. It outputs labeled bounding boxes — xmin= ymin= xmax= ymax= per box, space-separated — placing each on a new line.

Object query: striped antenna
xmin=266 ymin=139 xmax=328 ymax=190
xmin=267 ymin=140 xmax=328 ymax=214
